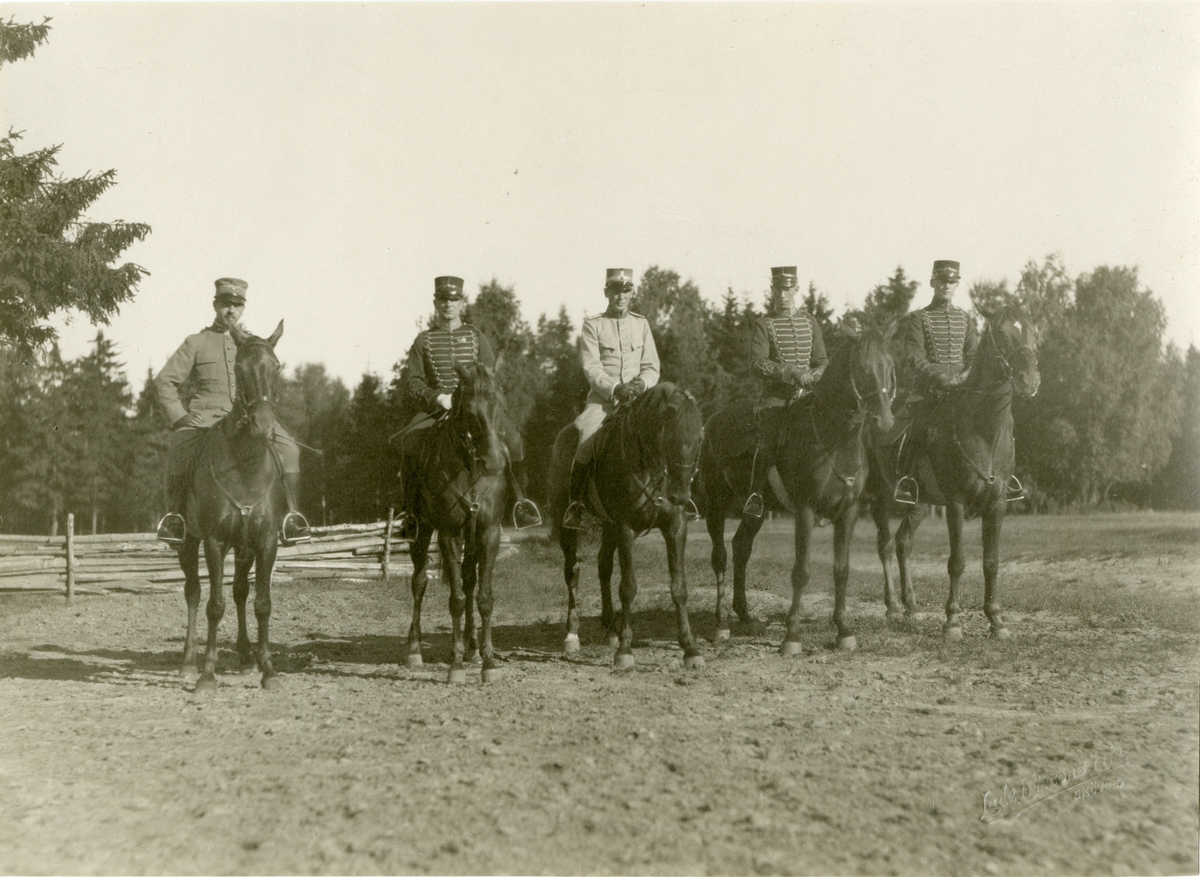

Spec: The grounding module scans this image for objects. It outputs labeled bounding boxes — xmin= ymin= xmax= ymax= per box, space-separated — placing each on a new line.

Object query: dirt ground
xmin=0 ymin=513 xmax=1197 ymax=876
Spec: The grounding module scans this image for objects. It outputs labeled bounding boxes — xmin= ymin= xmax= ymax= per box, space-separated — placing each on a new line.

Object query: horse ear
xmin=267 ymin=320 xmax=284 ymax=349
xmin=494 ymin=351 xmax=505 ymax=374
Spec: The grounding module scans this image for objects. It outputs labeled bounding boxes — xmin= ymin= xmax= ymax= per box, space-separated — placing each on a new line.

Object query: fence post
xmin=65 ymin=513 xmax=75 ymax=603
xmin=382 ymin=507 xmax=394 ymax=579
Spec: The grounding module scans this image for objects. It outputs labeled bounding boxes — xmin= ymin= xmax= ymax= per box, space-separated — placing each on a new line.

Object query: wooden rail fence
xmin=0 ymin=514 xmax=515 ymax=596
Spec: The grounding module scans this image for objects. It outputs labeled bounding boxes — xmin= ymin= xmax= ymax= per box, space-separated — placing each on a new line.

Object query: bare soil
xmin=1 ymin=513 xmax=1197 ymax=876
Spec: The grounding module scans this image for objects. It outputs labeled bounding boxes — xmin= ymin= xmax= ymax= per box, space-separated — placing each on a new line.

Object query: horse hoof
xmin=713 ymin=628 xmax=731 ymax=643
xmin=606 ymin=634 xmax=620 ymax=650
xmin=563 ymin=634 xmax=580 ymax=654
xmin=780 ymin=640 xmax=803 ymax=657
xmin=407 ymin=654 xmax=424 ymax=669
xmin=613 ymin=652 xmax=635 ymax=670
xmin=885 ymin=610 xmax=905 ymax=624
xmin=466 ymin=651 xmax=482 ymax=665
xmin=261 ymin=674 xmax=282 ymax=691
xmin=943 ymin=626 xmax=964 ymax=642
xmin=837 ymin=636 xmax=857 ymax=652
xmin=684 ymin=654 xmax=705 ymax=671
xmin=447 ymin=667 xmax=468 ymax=684
xmin=194 ymin=676 xmax=217 ymax=695
xmin=991 ymin=627 xmax=1011 ymax=640
xmin=179 ymin=666 xmax=199 ymax=683
xmin=481 ymin=667 xmax=501 ymax=684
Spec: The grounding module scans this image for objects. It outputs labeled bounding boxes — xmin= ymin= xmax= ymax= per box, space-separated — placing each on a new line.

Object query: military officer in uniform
xmin=396 ymin=275 xmax=541 ymax=531
xmin=561 ymin=268 xmax=660 ymax=530
xmin=893 ymin=259 xmax=980 ymax=504
xmin=154 ymin=277 xmax=311 ymax=546
xmin=743 ymin=266 xmax=829 ymax=519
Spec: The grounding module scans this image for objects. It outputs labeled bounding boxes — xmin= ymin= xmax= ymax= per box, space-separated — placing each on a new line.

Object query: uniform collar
xmin=207 ymin=322 xmax=231 ymax=334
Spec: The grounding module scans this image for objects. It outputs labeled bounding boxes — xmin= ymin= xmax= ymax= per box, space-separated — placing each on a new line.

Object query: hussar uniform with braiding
xmin=893 ymin=259 xmax=980 ymax=504
xmin=396 ymin=276 xmax=541 ymax=534
xmin=743 ymin=266 xmax=829 ymax=519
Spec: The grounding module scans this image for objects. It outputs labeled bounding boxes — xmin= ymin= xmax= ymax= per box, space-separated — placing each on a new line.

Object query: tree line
xmin=0 ymin=259 xmax=1195 ymax=536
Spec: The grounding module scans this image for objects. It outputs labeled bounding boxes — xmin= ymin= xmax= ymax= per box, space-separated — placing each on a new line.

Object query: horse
xmin=547 ymin=382 xmax=705 ymax=669
xmin=866 ymin=306 xmax=1040 ymax=639
xmin=404 ymin=362 xmax=508 ymax=683
xmin=697 ymin=326 xmax=896 ymax=652
xmin=178 ymin=321 xmax=289 ymax=692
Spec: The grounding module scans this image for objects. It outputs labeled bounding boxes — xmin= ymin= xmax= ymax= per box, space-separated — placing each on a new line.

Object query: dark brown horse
xmin=548 ymin=382 xmax=705 ymax=669
xmin=867 ymin=306 xmax=1040 ymax=639
xmin=179 ymin=322 xmax=288 ymax=692
xmin=405 ymin=362 xmax=508 ymax=683
xmin=697 ymin=327 xmax=896 ymax=652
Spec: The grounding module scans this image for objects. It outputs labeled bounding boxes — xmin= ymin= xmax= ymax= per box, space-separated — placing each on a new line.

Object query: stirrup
xmin=1006 ymin=475 xmax=1026 ymax=503
xmin=894 ymin=476 xmax=919 ymax=506
xmin=394 ymin=511 xmax=419 ymax=541
xmin=562 ymin=501 xmax=586 ymax=531
xmin=280 ymin=511 xmax=312 ymax=546
xmin=513 ymin=499 xmax=542 ymax=530
xmin=155 ymin=513 xmax=186 ymax=546
xmin=742 ymin=493 xmax=765 ymax=520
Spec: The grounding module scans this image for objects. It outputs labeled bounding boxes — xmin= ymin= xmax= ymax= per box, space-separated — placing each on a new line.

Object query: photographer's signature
xmin=981 ymin=746 xmax=1129 ymax=823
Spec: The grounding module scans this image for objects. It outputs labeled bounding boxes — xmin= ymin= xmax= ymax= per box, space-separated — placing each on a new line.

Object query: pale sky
xmin=5 ymin=2 xmax=1199 ymax=393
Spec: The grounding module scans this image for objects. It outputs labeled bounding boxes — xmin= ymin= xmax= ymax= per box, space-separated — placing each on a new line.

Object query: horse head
xmin=451 ymin=362 xmax=506 ymax=475
xmin=640 ymin=384 xmax=704 ymax=516
xmin=978 ymin=307 xmax=1040 ymax=398
xmin=228 ymin=320 xmax=283 ymax=440
xmin=819 ymin=323 xmax=896 ymax=433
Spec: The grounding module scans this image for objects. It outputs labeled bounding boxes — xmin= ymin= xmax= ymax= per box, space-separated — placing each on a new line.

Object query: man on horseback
xmin=561 ymin=268 xmax=660 ymax=530
xmin=395 ymin=276 xmax=541 ymax=533
xmin=742 ymin=266 xmax=829 ymax=519
xmin=892 ymin=259 xmax=979 ymax=504
xmin=154 ymin=277 xmax=311 ymax=546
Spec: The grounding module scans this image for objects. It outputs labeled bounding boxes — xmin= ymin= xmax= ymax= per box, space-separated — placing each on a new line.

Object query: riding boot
xmin=506 ymin=463 xmax=542 ymax=530
xmin=743 ymin=439 xmax=769 ymax=520
xmin=155 ymin=472 xmax=189 ymax=546
xmin=280 ymin=473 xmax=312 ymax=546
xmin=894 ymin=428 xmax=922 ymax=506
xmin=561 ymin=461 xmax=589 ymax=531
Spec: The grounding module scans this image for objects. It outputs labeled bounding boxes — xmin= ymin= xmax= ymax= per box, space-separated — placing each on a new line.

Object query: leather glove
xmin=782 ymin=364 xmax=805 ymax=384
xmin=799 ymin=370 xmax=818 ymax=389
xmin=436 ymin=393 xmax=453 ymax=410
xmin=949 ymin=370 xmax=970 ymax=387
xmin=932 ymin=371 xmax=954 ymax=390
xmin=613 ymin=382 xmax=637 ymax=404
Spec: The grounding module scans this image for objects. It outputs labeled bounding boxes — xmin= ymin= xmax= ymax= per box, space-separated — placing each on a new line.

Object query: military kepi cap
xmin=932 ymin=260 xmax=961 ymax=279
xmin=605 ymin=268 xmax=634 ymax=288
xmin=434 ymin=276 xmax=465 ymax=299
xmin=214 ymin=277 xmax=248 ymax=302
xmin=771 ymin=267 xmax=799 ymax=289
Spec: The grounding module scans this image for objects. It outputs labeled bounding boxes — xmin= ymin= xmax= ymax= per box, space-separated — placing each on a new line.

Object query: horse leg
xmin=706 ymin=499 xmax=732 ymax=641
xmin=406 ymin=528 xmax=433 ymax=668
xmin=560 ymin=525 xmax=582 ymax=654
xmin=982 ymin=502 xmax=1009 ymax=639
xmin=895 ymin=502 xmax=928 ymax=617
xmin=731 ymin=514 xmax=766 ymax=630
xmin=781 ymin=507 xmax=814 ymax=656
xmin=871 ymin=498 xmax=902 ymax=622
xmin=612 ymin=525 xmax=638 ymax=669
xmin=443 ymin=533 xmax=469 ymax=684
xmin=943 ymin=502 xmax=967 ymax=640
xmin=196 ymin=539 xmax=228 ymax=694
xmin=477 ymin=523 xmax=502 ymax=682
xmin=599 ymin=528 xmax=619 ymax=649
xmin=232 ymin=548 xmax=255 ymax=671
xmin=179 ymin=535 xmax=202 ymax=682
xmin=255 ymin=537 xmax=280 ymax=689
xmin=462 ymin=540 xmax=481 ymax=665
xmin=832 ymin=505 xmax=860 ymax=651
xmin=665 ymin=513 xmax=703 ymax=670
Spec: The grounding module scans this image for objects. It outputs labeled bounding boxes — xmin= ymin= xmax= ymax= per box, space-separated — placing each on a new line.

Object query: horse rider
xmin=561 ymin=268 xmax=660 ymax=530
xmin=892 ymin=259 xmax=980 ymax=504
xmin=154 ymin=277 xmax=311 ymax=546
xmin=743 ymin=266 xmax=829 ymax=519
xmin=395 ymin=275 xmax=541 ymax=532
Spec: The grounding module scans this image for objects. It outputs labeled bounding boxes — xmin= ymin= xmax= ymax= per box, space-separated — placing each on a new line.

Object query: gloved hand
xmin=613 ymin=382 xmax=638 ymax=404
xmin=436 ymin=393 xmax=453 ymax=410
xmin=932 ymin=371 xmax=954 ymax=390
xmin=949 ymin=370 xmax=970 ymax=387
xmin=782 ymin=364 xmax=804 ymax=384
xmin=173 ymin=411 xmax=203 ymax=429
xmin=799 ymin=370 xmax=818 ymax=389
